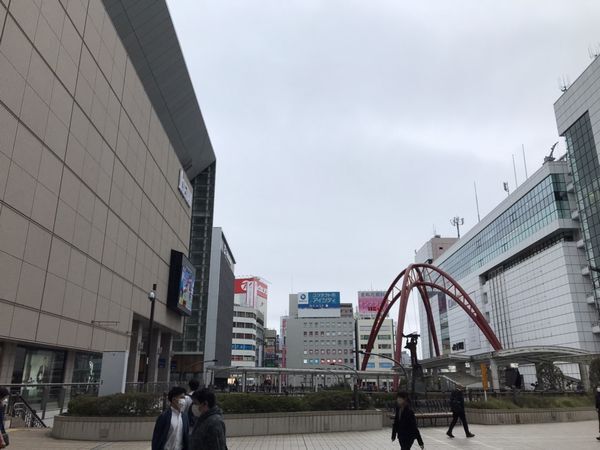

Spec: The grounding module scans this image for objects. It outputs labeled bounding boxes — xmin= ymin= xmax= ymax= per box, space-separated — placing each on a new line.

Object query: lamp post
xmin=356 ymin=350 xmax=409 ymax=379
xmin=144 ymin=284 xmax=157 ymax=386
xmin=329 ymin=362 xmax=361 ymax=409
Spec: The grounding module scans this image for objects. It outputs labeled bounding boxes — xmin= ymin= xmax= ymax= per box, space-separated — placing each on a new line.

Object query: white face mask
xmin=192 ymin=404 xmax=202 ymax=417
xmin=177 ymin=399 xmax=186 ymax=410
xmin=1 ymin=398 xmax=7 ymax=406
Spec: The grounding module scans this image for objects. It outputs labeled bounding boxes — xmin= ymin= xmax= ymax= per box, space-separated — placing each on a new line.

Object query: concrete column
xmin=0 ymin=342 xmax=17 ymax=384
xmin=278 ymin=373 xmax=282 ymax=393
xmin=579 ymin=363 xmax=591 ymax=391
xmin=242 ymin=372 xmax=247 ymax=392
xmin=489 ymin=359 xmax=499 ymax=391
xmin=313 ymin=374 xmax=317 ymax=392
xmin=147 ymin=328 xmax=162 ymax=384
xmin=126 ymin=320 xmax=142 ymax=382
xmin=157 ymin=333 xmax=172 ymax=383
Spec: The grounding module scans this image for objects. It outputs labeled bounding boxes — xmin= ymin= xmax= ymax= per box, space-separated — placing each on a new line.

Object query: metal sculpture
xmin=362 ymin=263 xmax=502 ymax=374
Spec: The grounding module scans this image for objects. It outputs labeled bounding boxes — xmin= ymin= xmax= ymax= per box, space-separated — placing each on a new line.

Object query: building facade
xmin=171 ymin=228 xmax=234 ymax=381
xmin=418 ymin=161 xmax=599 ymax=382
xmin=356 ymin=291 xmax=395 ymax=389
xmin=0 ymin=0 xmax=215 ymax=392
xmin=284 ymin=293 xmax=355 ymax=385
xmin=231 ymin=277 xmax=268 ymax=367
xmin=555 ymin=55 xmax=600 ymax=318
xmin=263 ymin=328 xmax=280 ymax=367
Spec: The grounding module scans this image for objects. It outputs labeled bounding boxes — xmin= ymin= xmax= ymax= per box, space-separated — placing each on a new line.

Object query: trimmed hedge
xmin=466 ymin=395 xmax=593 ymax=410
xmin=67 ymin=393 xmax=162 ymax=417
xmin=216 ymin=391 xmax=372 ymax=414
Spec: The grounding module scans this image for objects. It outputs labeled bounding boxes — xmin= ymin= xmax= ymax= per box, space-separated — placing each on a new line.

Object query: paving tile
xmin=7 ymin=420 xmax=600 ymax=450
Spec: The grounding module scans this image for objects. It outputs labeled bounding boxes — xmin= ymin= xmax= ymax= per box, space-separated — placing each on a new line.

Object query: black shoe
xmin=466 ymin=433 xmax=475 ymax=438
xmin=596 ymin=436 xmax=600 ymax=441
xmin=446 ymin=431 xmax=454 ymax=438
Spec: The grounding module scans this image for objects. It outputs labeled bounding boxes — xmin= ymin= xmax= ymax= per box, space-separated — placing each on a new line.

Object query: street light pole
xmin=144 ymin=284 xmax=157 ymax=387
xmin=329 ymin=363 xmax=362 ymax=409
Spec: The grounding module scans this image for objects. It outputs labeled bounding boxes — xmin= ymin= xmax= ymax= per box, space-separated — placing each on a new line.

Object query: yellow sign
xmin=481 ymin=363 xmax=489 ymax=390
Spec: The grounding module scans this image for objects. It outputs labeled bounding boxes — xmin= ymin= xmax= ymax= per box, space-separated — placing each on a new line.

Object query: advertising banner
xmin=358 ymin=291 xmax=386 ymax=316
xmin=297 ymin=292 xmax=341 ymax=318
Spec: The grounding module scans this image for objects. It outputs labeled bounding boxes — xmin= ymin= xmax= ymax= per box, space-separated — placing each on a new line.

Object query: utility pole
xmin=450 ymin=217 xmax=464 ymax=239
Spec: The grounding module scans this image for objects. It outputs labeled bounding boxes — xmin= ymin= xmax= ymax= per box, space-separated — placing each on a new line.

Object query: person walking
xmin=391 ymin=391 xmax=424 ymax=450
xmin=446 ymin=386 xmax=475 ymax=438
xmin=0 ymin=387 xmax=9 ymax=449
xmin=152 ymin=386 xmax=189 ymax=450
xmin=189 ymin=388 xmax=227 ymax=450
xmin=595 ymin=386 xmax=600 ymax=441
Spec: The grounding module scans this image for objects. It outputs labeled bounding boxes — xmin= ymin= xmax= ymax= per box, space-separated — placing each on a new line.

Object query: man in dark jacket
xmin=446 ymin=386 xmax=475 ymax=438
xmin=595 ymin=386 xmax=600 ymax=441
xmin=392 ymin=391 xmax=424 ymax=450
xmin=190 ymin=388 xmax=227 ymax=450
xmin=152 ymin=386 xmax=189 ymax=450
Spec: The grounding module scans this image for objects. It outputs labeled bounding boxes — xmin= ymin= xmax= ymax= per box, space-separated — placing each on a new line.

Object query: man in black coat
xmin=595 ymin=386 xmax=600 ymax=441
xmin=446 ymin=386 xmax=475 ymax=438
xmin=392 ymin=391 xmax=424 ymax=450
xmin=152 ymin=386 xmax=190 ymax=450
xmin=190 ymin=388 xmax=227 ymax=450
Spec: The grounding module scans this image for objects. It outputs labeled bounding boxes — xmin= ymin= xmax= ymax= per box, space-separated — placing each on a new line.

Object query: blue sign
xmin=298 ymin=292 xmax=340 ymax=309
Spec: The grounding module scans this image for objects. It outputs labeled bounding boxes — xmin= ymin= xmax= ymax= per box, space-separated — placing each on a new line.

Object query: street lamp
xmin=143 ymin=284 xmax=157 ymax=386
xmin=355 ymin=350 xmax=409 ymax=379
xmin=329 ymin=363 xmax=361 ymax=409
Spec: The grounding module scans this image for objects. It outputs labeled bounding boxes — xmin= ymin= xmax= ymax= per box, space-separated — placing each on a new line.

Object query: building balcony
xmin=571 ymin=209 xmax=580 ymax=220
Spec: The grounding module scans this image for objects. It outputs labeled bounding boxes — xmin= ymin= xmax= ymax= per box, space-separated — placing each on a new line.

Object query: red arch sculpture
xmin=361 ymin=263 xmax=502 ymax=372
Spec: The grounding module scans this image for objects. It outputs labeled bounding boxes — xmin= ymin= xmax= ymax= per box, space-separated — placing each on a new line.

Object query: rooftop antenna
xmin=503 ymin=182 xmax=510 ymax=196
xmin=544 ymin=142 xmax=559 ymax=163
xmin=558 ymin=75 xmax=571 ymax=93
xmin=474 ymin=181 xmax=481 ymax=222
xmin=450 ymin=216 xmax=464 ymax=238
xmin=522 ymin=144 xmax=528 ymax=178
xmin=512 ymin=154 xmax=518 ymax=189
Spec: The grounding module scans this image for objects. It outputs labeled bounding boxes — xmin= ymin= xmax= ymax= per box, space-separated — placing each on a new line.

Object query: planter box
xmin=465 ymin=407 xmax=596 ymax=425
xmin=52 ymin=410 xmax=384 ymax=441
xmin=52 ymin=416 xmax=156 ymax=441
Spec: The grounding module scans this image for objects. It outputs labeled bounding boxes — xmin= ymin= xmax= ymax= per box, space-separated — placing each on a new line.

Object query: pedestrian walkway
xmin=6 ymin=420 xmax=600 ymax=449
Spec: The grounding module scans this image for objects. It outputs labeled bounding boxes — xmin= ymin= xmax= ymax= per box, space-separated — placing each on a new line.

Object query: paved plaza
xmin=6 ymin=420 xmax=600 ymax=450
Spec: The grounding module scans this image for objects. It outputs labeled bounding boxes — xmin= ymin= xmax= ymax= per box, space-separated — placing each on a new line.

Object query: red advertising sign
xmin=235 ymin=278 xmax=253 ymax=294
xmin=358 ymin=291 xmax=386 ymax=315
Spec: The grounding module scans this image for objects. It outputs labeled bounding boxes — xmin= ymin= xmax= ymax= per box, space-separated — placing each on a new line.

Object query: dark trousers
xmin=399 ymin=438 xmax=415 ymax=450
xmin=597 ymin=410 xmax=600 ymax=432
xmin=448 ymin=411 xmax=470 ymax=435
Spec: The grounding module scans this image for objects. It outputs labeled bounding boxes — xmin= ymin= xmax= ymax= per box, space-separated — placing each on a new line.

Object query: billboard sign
xmin=235 ymin=277 xmax=268 ymax=317
xmin=167 ymin=250 xmax=195 ymax=316
xmin=178 ymin=169 xmax=192 ymax=208
xmin=358 ymin=291 xmax=386 ymax=316
xmin=297 ymin=292 xmax=341 ymax=318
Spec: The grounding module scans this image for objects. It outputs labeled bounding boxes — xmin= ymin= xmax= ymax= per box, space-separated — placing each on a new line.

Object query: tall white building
xmin=418 ymin=160 xmax=599 ymax=384
xmin=231 ymin=277 xmax=268 ymax=367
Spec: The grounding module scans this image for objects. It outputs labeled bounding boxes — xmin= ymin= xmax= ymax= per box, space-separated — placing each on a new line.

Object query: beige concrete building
xmin=0 ymin=0 xmax=215 ymax=392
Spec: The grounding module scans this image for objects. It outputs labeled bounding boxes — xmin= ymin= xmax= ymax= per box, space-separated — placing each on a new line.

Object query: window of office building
xmin=565 ymin=111 xmax=600 ymax=292
xmin=437 ymin=173 xmax=571 ymax=280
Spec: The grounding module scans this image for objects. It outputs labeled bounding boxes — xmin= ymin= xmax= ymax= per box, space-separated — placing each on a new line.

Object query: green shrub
xmin=466 ymin=394 xmax=593 ymax=410
xmin=67 ymin=393 xmax=162 ymax=417
xmin=217 ymin=394 xmax=306 ymax=414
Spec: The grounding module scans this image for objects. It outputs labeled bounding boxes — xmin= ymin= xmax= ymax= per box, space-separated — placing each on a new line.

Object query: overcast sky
xmin=167 ymin=0 xmax=600 ymax=333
